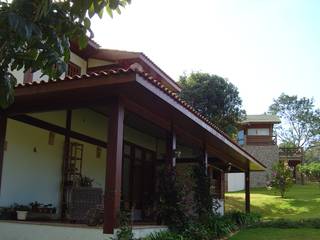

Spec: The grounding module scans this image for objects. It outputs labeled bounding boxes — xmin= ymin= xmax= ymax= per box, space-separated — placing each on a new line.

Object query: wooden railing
xmin=279 ymin=147 xmax=303 ymax=162
xmin=245 ymin=135 xmax=277 ymax=146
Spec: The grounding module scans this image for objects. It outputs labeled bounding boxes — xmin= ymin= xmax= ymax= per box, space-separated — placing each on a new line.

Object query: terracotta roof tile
xmin=14 ymin=68 xmax=265 ymax=169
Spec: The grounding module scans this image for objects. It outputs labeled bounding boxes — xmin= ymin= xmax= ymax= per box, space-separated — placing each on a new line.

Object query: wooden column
xmin=0 ymin=115 xmax=7 ymax=192
xmin=166 ymin=129 xmax=177 ymax=168
xmin=245 ymin=164 xmax=250 ymax=213
xmin=61 ymin=110 xmax=72 ymax=219
xmin=104 ymin=99 xmax=124 ymax=234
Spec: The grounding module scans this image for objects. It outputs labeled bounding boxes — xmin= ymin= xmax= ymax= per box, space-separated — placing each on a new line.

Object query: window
xmin=247 ymin=128 xmax=270 ymax=136
xmin=67 ymin=62 xmax=81 ymax=76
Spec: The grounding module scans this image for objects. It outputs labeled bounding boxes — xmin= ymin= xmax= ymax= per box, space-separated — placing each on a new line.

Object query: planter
xmin=16 ymin=211 xmax=28 ymax=220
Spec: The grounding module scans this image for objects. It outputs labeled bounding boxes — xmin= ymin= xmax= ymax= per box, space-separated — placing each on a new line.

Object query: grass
xmin=229 ymin=228 xmax=320 ymax=240
xmin=225 ymin=183 xmax=320 ymax=220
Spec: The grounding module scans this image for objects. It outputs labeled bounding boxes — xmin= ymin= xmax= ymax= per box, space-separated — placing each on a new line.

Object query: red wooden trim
xmin=10 ymin=115 xmax=107 ymax=148
xmin=23 ymin=69 xmax=33 ymax=83
xmin=0 ymin=115 xmax=7 ymax=192
xmin=104 ymin=98 xmax=124 ymax=234
xmin=245 ymin=165 xmax=250 ymax=213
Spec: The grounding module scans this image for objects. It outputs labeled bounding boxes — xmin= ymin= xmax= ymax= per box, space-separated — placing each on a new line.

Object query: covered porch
xmin=0 ymin=68 xmax=265 ymax=237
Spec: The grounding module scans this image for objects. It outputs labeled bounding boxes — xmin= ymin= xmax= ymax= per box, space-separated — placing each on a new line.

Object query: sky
xmin=91 ymin=0 xmax=320 ymax=114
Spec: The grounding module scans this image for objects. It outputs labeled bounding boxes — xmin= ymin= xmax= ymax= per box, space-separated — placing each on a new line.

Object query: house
xmin=227 ymin=114 xmax=280 ymax=191
xmin=0 ymin=40 xmax=266 ymax=240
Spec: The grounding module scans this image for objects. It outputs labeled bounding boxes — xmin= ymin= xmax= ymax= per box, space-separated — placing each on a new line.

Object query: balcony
xmin=238 ymin=135 xmax=277 ymax=146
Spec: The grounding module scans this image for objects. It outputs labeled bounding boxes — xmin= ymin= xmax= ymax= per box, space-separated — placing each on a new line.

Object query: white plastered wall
xmin=88 ymin=58 xmax=114 ymax=68
xmin=227 ymin=173 xmax=245 ymax=192
xmin=1 ymin=108 xmax=194 ymax=211
xmin=0 ymin=119 xmax=64 ymax=208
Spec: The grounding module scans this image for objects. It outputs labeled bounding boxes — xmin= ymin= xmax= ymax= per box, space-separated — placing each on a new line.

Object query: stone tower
xmin=238 ymin=115 xmax=281 ymax=188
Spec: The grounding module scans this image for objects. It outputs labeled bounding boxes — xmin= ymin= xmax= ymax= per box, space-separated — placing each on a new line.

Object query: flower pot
xmin=16 ymin=211 xmax=28 ymax=220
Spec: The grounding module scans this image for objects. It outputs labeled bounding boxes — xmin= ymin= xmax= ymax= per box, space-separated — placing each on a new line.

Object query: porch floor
xmin=0 ymin=220 xmax=167 ymax=240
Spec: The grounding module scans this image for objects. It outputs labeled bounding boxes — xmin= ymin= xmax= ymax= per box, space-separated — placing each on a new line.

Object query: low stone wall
xmin=243 ymin=145 xmax=279 ymax=188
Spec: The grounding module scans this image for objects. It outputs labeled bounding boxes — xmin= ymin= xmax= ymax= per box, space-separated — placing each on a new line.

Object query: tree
xmin=298 ymin=162 xmax=320 ymax=187
xmin=0 ymin=0 xmax=130 ymax=109
xmin=268 ymin=161 xmax=293 ymax=198
xmin=269 ymin=93 xmax=320 ymax=149
xmin=179 ymin=72 xmax=246 ymax=136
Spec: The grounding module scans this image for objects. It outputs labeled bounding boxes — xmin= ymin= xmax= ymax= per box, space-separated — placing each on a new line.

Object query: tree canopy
xmin=0 ymin=0 xmax=130 ymax=109
xmin=179 ymin=72 xmax=245 ymax=136
xmin=269 ymin=93 xmax=320 ymax=149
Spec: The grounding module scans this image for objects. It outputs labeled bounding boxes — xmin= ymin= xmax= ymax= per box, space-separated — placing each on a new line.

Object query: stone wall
xmin=243 ymin=145 xmax=279 ymax=188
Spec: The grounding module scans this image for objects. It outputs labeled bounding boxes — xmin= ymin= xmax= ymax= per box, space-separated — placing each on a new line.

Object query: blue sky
xmin=91 ymin=0 xmax=320 ymax=114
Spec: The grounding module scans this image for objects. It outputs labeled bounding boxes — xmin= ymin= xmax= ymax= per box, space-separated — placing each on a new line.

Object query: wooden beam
xmin=10 ymin=115 xmax=106 ymax=148
xmin=245 ymin=164 xmax=250 ymax=213
xmin=0 ymin=115 xmax=7 ymax=192
xmin=104 ymin=98 xmax=124 ymax=234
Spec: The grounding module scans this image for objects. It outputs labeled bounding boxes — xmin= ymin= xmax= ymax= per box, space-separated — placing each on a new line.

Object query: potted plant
xmin=14 ymin=204 xmax=30 ymax=220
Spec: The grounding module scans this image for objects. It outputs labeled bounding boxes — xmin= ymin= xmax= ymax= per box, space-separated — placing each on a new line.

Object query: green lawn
xmin=225 ymin=183 xmax=320 ymax=220
xmin=229 ymin=228 xmax=320 ymax=240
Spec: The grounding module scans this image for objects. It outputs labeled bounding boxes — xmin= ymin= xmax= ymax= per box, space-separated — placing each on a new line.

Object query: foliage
xmin=267 ymin=161 xmax=294 ymax=198
xmin=142 ymin=211 xmax=260 ymax=240
xmin=112 ymin=210 xmax=134 ymax=240
xmin=304 ymin=143 xmax=320 ymax=163
xmin=13 ymin=203 xmax=30 ymax=211
xmin=157 ymin=166 xmax=187 ymax=232
xmin=256 ymin=218 xmax=320 ymax=229
xmin=0 ymin=0 xmax=130 ymax=109
xmin=191 ymin=162 xmax=213 ymax=220
xmin=298 ymin=162 xmax=320 ymax=186
xmin=143 ymin=231 xmax=184 ymax=240
xmin=269 ymin=93 xmax=320 ymax=149
xmin=226 ymin=211 xmax=261 ymax=228
xmin=179 ymin=72 xmax=246 ymax=136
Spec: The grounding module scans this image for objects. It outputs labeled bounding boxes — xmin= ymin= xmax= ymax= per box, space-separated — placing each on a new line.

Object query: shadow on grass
xmin=225 ymin=184 xmax=320 ymax=220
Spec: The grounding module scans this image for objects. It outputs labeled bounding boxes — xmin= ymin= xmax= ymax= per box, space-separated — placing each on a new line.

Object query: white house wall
xmin=227 ymin=173 xmax=245 ymax=192
xmin=0 ymin=119 xmax=64 ymax=209
xmin=70 ymin=52 xmax=87 ymax=75
xmin=88 ymin=58 xmax=114 ymax=68
xmin=1 ymin=108 xmax=197 ymax=211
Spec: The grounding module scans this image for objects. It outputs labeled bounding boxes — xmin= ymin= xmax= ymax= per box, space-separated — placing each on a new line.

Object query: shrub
xmin=112 ymin=211 xmax=134 ymax=240
xmin=268 ymin=161 xmax=293 ymax=198
xmin=298 ymin=162 xmax=320 ymax=186
xmin=256 ymin=218 xmax=320 ymax=229
xmin=226 ymin=211 xmax=261 ymax=227
xmin=143 ymin=231 xmax=184 ymax=240
xmin=191 ymin=162 xmax=213 ymax=221
xmin=157 ymin=166 xmax=187 ymax=232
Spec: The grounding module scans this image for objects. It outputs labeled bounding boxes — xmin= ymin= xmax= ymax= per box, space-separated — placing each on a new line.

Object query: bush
xmin=112 ymin=211 xmax=134 ymax=240
xmin=191 ymin=163 xmax=213 ymax=220
xmin=268 ymin=161 xmax=293 ymax=198
xmin=143 ymin=231 xmax=184 ymax=240
xmin=256 ymin=218 xmax=320 ymax=229
xmin=157 ymin=166 xmax=187 ymax=232
xmin=226 ymin=211 xmax=261 ymax=227
xmin=298 ymin=162 xmax=320 ymax=186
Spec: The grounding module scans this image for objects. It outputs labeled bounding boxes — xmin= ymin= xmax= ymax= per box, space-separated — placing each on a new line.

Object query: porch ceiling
xmin=7 ymin=68 xmax=266 ymax=172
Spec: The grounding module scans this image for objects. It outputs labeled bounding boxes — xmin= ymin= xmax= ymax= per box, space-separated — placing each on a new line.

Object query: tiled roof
xmin=242 ymin=114 xmax=281 ymax=124
xmin=15 ymin=68 xmax=266 ymax=169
